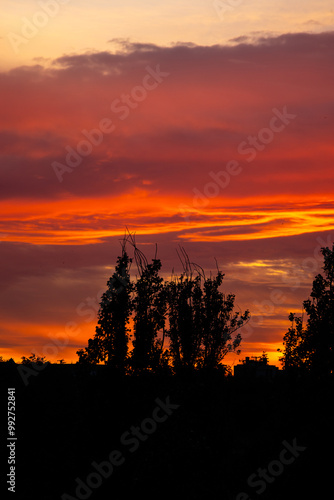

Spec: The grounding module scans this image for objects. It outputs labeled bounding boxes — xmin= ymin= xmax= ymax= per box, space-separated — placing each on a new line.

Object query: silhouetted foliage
xmin=165 ymin=268 xmax=249 ymax=373
xmin=77 ymin=236 xmax=249 ymax=375
xmin=259 ymin=351 xmax=269 ymax=364
xmin=201 ymin=271 xmax=249 ymax=370
xmin=279 ymin=313 xmax=305 ymax=374
xmin=77 ymin=246 xmax=133 ymax=373
xmin=0 ymin=355 xmax=15 ymax=363
xmin=123 ymin=233 xmax=168 ymax=373
xmin=131 ymin=257 xmax=167 ymax=372
xmin=21 ymin=353 xmax=48 ymax=365
xmin=280 ymin=244 xmax=334 ymax=377
xmin=165 ymin=273 xmax=203 ymax=372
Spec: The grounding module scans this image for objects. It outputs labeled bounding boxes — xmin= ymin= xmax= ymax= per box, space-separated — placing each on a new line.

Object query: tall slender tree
xmin=125 ymin=234 xmax=167 ymax=373
xmin=131 ymin=258 xmax=166 ymax=372
xmin=77 ymin=247 xmax=133 ymax=373
xmin=165 ymin=273 xmax=203 ymax=372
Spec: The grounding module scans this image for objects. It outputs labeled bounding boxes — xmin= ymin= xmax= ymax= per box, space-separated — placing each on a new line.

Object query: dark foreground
xmin=1 ymin=363 xmax=333 ymax=500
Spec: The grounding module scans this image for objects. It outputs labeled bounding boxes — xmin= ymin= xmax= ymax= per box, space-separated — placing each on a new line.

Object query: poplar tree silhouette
xmin=131 ymin=257 xmax=167 ymax=372
xmin=165 ymin=248 xmax=249 ymax=373
xmin=77 ymin=245 xmax=133 ymax=372
xmin=126 ymin=234 xmax=167 ymax=373
xmin=166 ymin=273 xmax=203 ymax=372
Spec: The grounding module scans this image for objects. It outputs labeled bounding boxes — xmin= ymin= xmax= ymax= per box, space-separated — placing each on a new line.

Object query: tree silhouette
xmin=118 ymin=233 xmax=168 ymax=373
xmin=201 ymin=270 xmax=249 ymax=371
xmin=21 ymin=353 xmax=48 ymax=365
xmin=279 ymin=313 xmax=304 ymax=373
xmin=77 ymin=239 xmax=249 ymax=375
xmin=259 ymin=351 xmax=269 ymax=364
xmin=77 ymin=246 xmax=133 ymax=373
xmin=165 ymin=249 xmax=249 ymax=373
xmin=280 ymin=244 xmax=334 ymax=377
xmin=166 ymin=273 xmax=203 ymax=372
xmin=131 ymin=257 xmax=167 ymax=372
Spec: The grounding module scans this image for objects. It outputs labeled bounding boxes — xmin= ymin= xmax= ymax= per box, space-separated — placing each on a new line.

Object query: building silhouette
xmin=234 ymin=356 xmax=279 ymax=378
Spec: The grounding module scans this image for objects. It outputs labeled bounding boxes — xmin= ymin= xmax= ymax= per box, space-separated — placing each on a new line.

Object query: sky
xmin=0 ymin=1 xmax=333 ymax=367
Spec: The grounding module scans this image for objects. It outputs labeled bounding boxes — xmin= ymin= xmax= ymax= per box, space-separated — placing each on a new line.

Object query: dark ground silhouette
xmin=1 ymin=362 xmax=333 ymax=500
xmin=2 ymin=244 xmax=334 ymax=499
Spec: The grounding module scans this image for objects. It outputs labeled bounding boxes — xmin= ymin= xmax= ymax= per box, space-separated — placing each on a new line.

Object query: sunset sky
xmin=0 ymin=1 xmax=333 ymax=367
